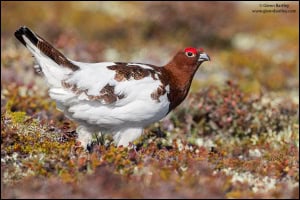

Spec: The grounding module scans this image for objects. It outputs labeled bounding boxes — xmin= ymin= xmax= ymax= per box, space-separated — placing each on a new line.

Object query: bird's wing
xmin=49 ymin=62 xmax=170 ymax=127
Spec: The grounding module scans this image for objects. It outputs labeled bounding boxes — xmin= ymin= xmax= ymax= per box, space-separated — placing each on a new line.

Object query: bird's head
xmin=167 ymin=47 xmax=210 ymax=73
xmin=183 ymin=47 xmax=210 ymax=65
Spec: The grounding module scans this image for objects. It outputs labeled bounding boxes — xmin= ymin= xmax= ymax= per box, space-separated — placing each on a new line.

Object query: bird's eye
xmin=186 ymin=51 xmax=195 ymax=57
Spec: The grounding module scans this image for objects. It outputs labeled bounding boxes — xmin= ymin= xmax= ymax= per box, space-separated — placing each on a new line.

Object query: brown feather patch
xmin=36 ymin=34 xmax=79 ymax=71
xmin=107 ymin=63 xmax=159 ymax=81
xmin=150 ymin=85 xmax=167 ymax=102
xmin=61 ymin=80 xmax=123 ymax=104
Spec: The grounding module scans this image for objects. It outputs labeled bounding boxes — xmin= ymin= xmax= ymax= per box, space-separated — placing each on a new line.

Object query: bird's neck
xmin=164 ymin=64 xmax=197 ymax=112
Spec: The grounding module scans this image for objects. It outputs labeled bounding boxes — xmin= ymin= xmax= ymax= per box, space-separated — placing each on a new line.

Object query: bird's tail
xmin=15 ymin=26 xmax=79 ymax=71
xmin=14 ymin=26 xmax=79 ymax=87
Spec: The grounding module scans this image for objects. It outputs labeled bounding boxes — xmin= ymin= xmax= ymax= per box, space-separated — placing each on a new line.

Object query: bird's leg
xmin=76 ymin=125 xmax=94 ymax=150
xmin=115 ymin=128 xmax=143 ymax=147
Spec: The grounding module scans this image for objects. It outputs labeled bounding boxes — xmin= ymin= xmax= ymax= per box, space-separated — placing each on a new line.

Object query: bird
xmin=14 ymin=26 xmax=210 ymax=149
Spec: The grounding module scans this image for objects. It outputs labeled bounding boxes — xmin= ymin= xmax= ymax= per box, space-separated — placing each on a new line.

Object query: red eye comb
xmin=184 ymin=47 xmax=197 ymax=54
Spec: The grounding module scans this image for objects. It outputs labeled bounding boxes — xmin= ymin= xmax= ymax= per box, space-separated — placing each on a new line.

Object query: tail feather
xmin=14 ymin=26 xmax=79 ymax=71
xmin=15 ymin=26 xmax=38 ymax=46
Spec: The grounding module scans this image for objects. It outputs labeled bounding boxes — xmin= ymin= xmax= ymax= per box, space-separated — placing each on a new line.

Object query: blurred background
xmin=1 ymin=3 xmax=299 ymax=198
xmin=1 ymin=1 xmax=299 ymax=99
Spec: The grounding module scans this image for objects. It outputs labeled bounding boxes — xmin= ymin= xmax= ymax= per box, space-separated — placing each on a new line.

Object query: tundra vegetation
xmin=1 ymin=2 xmax=299 ymax=198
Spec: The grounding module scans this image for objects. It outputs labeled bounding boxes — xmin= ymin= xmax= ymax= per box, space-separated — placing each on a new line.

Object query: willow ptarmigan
xmin=15 ymin=26 xmax=210 ymax=148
